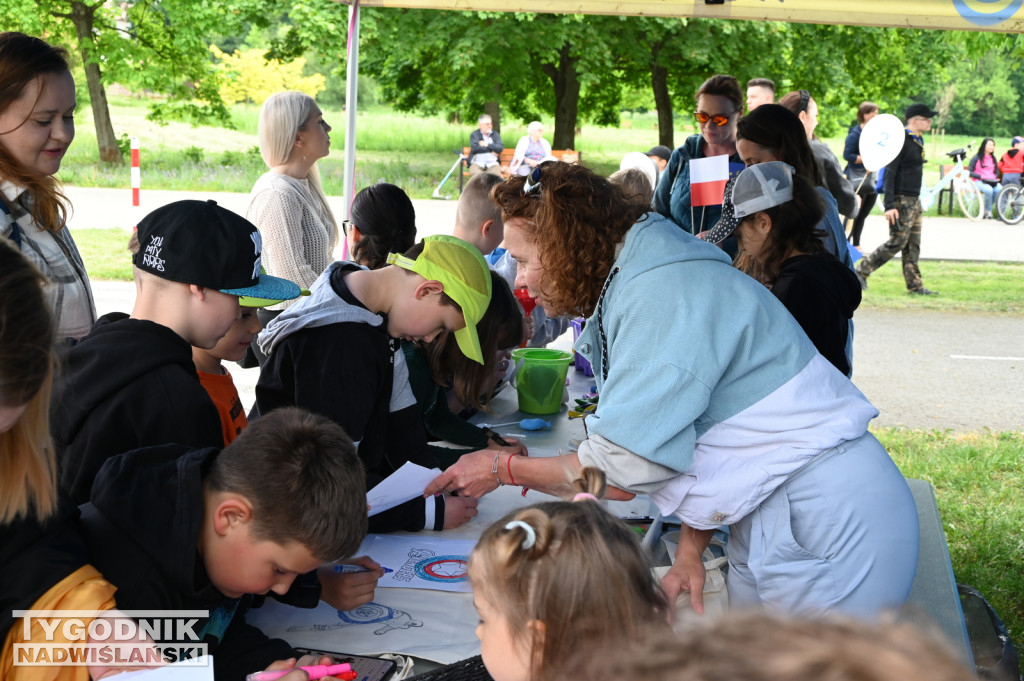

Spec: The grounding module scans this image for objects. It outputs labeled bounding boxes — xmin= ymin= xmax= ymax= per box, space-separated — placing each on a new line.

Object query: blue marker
xmin=333 ymin=564 xmax=393 ymax=574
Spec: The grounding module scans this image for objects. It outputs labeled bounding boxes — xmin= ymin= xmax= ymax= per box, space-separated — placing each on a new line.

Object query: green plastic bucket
xmin=510 ymin=348 xmax=573 ymax=415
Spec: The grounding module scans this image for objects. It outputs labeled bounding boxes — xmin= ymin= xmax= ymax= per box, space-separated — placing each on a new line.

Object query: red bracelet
xmin=507 ymin=453 xmax=529 ymax=497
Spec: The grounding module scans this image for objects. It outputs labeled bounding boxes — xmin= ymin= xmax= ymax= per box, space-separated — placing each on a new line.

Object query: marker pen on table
xmin=246 ymin=662 xmax=356 ymax=681
xmin=333 ymin=564 xmax=393 ymax=574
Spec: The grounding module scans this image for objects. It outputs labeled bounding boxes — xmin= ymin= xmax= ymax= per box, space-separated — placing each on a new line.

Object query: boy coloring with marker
xmin=254 ymin=235 xmax=494 ymax=533
xmin=53 ymin=200 xmax=297 ymax=503
xmin=78 ymin=407 xmax=370 ymax=681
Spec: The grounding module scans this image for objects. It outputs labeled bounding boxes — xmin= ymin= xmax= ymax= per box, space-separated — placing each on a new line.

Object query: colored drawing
xmin=414 ymin=556 xmax=469 ymax=583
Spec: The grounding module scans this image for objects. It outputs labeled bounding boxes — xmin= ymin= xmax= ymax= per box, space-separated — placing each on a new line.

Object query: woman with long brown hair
xmin=0 ymin=32 xmax=95 ymax=341
xmin=427 ymin=161 xmax=918 ymax=619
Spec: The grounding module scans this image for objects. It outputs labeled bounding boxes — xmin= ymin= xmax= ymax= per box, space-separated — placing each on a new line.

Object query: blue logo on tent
xmin=952 ymin=0 xmax=1023 ymax=26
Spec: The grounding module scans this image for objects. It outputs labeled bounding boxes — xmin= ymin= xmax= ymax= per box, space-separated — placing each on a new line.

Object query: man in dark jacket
xmin=468 ymin=114 xmax=504 ymax=176
xmin=854 ymin=104 xmax=939 ymax=296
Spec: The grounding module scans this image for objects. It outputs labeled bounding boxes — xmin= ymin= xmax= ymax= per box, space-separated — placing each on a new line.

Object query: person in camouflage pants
xmin=855 ymin=104 xmax=938 ymax=296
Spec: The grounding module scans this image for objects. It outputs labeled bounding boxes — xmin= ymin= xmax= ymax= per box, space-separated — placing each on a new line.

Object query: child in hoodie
xmin=253 ymin=235 xmax=499 ymax=534
xmin=78 ymin=407 xmax=368 ymax=681
xmin=998 ymin=136 xmax=1024 ymax=188
xmin=52 ymin=200 xmax=300 ymax=503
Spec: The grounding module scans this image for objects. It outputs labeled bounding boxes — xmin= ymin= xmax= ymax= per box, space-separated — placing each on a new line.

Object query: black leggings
xmin=849 ymin=185 xmax=877 ymax=247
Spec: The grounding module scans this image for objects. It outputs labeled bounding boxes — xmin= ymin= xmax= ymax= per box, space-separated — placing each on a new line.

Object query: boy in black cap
xmin=855 ymin=103 xmax=939 ymax=296
xmin=53 ymin=200 xmax=300 ymax=503
xmin=646 ymin=145 xmax=672 ymax=174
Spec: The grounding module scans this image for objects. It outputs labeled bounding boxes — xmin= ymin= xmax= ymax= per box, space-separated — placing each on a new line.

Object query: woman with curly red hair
xmin=427 ymin=161 xmax=918 ymax=620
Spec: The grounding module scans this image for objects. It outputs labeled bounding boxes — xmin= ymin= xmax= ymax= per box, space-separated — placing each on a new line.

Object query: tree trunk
xmin=70 ymin=1 xmax=122 ymax=164
xmin=651 ymin=61 xmax=674 ymax=149
xmin=542 ymin=43 xmax=580 ymax=150
xmin=484 ymin=82 xmax=501 ymax=132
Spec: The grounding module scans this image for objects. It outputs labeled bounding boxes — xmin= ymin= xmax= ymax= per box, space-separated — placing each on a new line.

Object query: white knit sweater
xmin=247 ymin=171 xmax=337 ymax=309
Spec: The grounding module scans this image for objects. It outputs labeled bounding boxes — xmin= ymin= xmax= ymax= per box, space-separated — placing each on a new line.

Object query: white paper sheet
xmin=246 ymin=592 xmax=481 ymax=665
xmin=366 ymin=462 xmax=441 ymax=517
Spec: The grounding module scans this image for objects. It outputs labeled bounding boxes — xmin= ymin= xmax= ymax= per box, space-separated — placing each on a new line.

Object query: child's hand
xmin=318 ymin=557 xmax=382 ymax=611
xmin=260 ymin=656 xmax=328 ymax=681
xmin=443 ymin=495 xmax=479 ymax=528
xmin=486 ymin=438 xmax=527 ymax=457
xmin=522 ymin=314 xmax=535 ymax=345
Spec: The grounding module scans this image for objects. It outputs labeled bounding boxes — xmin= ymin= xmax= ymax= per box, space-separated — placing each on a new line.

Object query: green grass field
xmin=61 ymin=99 xmax=982 ymax=205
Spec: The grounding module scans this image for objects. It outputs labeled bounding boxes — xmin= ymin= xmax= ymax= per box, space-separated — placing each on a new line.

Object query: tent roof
xmin=343 ymin=0 xmax=1024 ymax=32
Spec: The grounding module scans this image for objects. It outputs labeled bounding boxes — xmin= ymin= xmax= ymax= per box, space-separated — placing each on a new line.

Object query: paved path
xmin=63 ymin=186 xmax=1024 ymax=263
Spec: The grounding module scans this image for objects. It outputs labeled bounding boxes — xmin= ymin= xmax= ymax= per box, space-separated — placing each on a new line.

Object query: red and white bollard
xmin=131 ymin=137 xmax=141 ymax=229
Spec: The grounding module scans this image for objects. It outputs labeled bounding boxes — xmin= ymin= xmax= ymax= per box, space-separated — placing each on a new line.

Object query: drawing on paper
xmin=414 ymin=555 xmax=469 ymax=584
xmin=287 ymin=603 xmax=423 ymax=636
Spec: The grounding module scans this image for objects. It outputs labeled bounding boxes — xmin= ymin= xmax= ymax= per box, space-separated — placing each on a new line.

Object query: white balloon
xmin=618 ymin=151 xmax=659 ymax=192
xmin=859 ymin=113 xmax=907 ymax=171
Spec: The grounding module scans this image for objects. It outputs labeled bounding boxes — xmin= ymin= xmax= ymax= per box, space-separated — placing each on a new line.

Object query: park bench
xmin=937 ymin=164 xmax=956 ymax=214
xmin=458 ymin=147 xmax=581 ymax=193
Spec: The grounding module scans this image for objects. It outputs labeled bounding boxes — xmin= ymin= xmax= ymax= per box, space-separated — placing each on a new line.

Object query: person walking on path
xmin=855 ymin=104 xmax=939 ymax=296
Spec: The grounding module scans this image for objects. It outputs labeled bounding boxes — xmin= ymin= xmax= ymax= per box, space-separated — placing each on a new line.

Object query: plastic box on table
xmin=570 ymin=318 xmax=594 ymax=377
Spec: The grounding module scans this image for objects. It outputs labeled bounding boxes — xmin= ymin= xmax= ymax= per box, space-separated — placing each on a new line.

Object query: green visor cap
xmin=386 ymin=235 xmax=492 ymax=363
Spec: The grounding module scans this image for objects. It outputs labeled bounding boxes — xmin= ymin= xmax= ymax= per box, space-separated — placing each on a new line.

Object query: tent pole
xmin=342 ymin=0 xmax=361 ymax=257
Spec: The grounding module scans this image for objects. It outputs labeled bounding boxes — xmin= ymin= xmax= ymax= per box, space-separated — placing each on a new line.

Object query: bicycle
xmin=995 ymin=183 xmax=1024 ymax=225
xmin=918 ymin=143 xmax=984 ymax=221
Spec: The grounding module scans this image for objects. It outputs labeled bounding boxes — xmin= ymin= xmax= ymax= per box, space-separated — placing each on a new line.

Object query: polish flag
xmin=690 ymin=155 xmax=730 ymax=207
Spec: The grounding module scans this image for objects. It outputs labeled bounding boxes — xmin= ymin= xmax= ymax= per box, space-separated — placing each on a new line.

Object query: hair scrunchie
xmin=504 ymin=520 xmax=537 ymax=550
xmin=573 ymin=493 xmax=599 ymax=503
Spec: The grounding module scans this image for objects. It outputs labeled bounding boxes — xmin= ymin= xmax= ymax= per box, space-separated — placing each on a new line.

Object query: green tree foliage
xmin=211 ymin=46 xmax=325 ymax=105
xmin=4 ymin=0 xmax=277 ymax=162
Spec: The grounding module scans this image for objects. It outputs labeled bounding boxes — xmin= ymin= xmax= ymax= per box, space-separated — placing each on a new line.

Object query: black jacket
xmin=468 ymin=128 xmax=504 ymax=162
xmin=253 ymin=267 xmax=444 ymax=533
xmin=0 ymin=495 xmax=90 ymax=642
xmin=772 ymin=254 xmax=861 ymax=376
xmin=52 ymin=312 xmax=222 ymax=503
xmin=882 ymin=130 xmax=926 ymax=209
xmin=78 ymin=445 xmax=313 ymax=681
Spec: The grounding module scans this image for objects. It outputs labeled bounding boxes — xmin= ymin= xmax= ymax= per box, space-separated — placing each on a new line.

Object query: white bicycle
xmin=918 ymin=144 xmax=984 ymax=222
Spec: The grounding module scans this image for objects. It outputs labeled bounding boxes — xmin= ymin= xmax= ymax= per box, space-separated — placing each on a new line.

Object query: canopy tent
xmin=337 ymin=0 xmax=1024 ymax=219
xmin=345 ymin=0 xmax=1024 ymax=32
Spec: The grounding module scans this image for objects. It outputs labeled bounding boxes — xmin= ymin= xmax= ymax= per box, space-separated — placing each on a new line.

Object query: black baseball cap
xmin=133 ymin=199 xmax=300 ymax=301
xmin=905 ymin=103 xmax=938 ymax=120
xmin=646 ymin=145 xmax=672 ymax=162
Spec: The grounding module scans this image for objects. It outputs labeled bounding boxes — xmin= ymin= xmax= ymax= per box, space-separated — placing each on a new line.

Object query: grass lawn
xmin=882 ymin=428 xmax=1024 ymax=639
xmin=63 ymin=99 xmax=983 ymax=202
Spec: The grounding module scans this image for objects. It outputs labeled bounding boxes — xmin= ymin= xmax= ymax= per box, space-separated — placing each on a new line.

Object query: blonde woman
xmin=0 ymin=32 xmax=95 ymax=341
xmin=508 ymin=121 xmax=554 ymax=176
xmin=248 ymin=91 xmax=339 ymax=310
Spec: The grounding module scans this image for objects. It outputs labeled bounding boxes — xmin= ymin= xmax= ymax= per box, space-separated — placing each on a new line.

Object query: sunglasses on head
xmin=693 ymin=111 xmax=734 ymax=127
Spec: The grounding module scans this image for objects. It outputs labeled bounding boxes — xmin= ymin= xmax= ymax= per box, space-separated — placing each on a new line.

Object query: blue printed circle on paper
xmin=952 ymin=0 xmax=1023 ymax=26
xmin=337 ymin=602 xmax=395 ymax=624
xmin=414 ymin=555 xmax=469 ymax=583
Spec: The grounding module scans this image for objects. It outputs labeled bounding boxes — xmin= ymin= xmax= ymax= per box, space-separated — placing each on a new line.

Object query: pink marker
xmin=245 ymin=662 xmax=354 ymax=681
